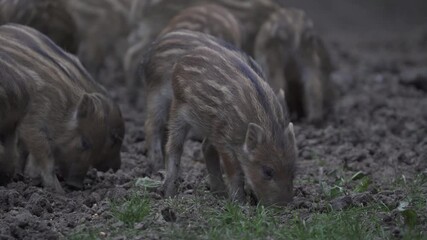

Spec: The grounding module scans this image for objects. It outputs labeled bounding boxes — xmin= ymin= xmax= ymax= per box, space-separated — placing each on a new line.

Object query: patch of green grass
xmin=110 ymin=193 xmax=151 ymax=226
xmin=169 ymin=201 xmax=391 ymax=240
xmin=394 ymin=173 xmax=427 ymax=238
xmin=68 ymin=229 xmax=99 ymax=240
xmin=205 ymin=202 xmax=279 ymax=239
xmin=67 ymin=174 xmax=427 ymax=240
xmin=280 ymin=205 xmax=387 ymax=240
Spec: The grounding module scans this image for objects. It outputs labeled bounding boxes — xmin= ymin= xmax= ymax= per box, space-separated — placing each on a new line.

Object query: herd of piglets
xmin=0 ymin=0 xmax=336 ymax=206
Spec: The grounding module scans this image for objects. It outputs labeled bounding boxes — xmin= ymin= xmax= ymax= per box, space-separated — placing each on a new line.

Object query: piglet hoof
xmin=162 ymin=178 xmax=178 ymax=198
xmin=42 ymin=175 xmax=65 ymax=194
xmin=210 ymin=183 xmax=228 ymax=198
xmin=229 ymin=191 xmax=246 ymax=205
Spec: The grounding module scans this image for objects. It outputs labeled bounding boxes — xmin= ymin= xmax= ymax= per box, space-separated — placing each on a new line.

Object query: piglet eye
xmin=81 ymin=137 xmax=92 ymax=151
xmin=262 ymin=166 xmax=275 ymax=181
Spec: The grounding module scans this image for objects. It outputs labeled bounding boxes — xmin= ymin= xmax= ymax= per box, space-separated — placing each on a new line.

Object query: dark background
xmin=281 ymin=0 xmax=427 ymax=35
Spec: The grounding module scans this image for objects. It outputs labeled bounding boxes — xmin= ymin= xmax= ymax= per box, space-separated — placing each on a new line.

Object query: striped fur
xmin=69 ymin=0 xmax=134 ymax=78
xmin=140 ymin=9 xmax=244 ymax=172
xmin=0 ymin=24 xmax=125 ymax=192
xmin=0 ymin=0 xmax=78 ymax=53
xmin=130 ymin=0 xmax=278 ymax=54
xmin=254 ymin=8 xmax=335 ymax=125
xmin=66 ymin=0 xmax=147 ymax=80
xmin=0 ymin=56 xmax=30 ymax=185
xmin=124 ymin=0 xmax=277 ymax=106
xmin=160 ymin=4 xmax=241 ymax=47
xmin=126 ymin=3 xmax=242 ymax=106
xmin=162 ymin=30 xmax=297 ymax=206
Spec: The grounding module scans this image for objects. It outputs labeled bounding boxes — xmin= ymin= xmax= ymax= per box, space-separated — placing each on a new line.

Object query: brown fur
xmin=140 ymin=7 xmax=243 ymax=171
xmin=0 ymin=24 xmax=125 ymax=192
xmin=0 ymin=0 xmax=78 ymax=53
xmin=126 ymin=3 xmax=242 ymax=106
xmin=136 ymin=0 xmax=278 ymax=53
xmin=124 ymin=0 xmax=279 ymax=105
xmin=254 ymin=8 xmax=335 ymax=125
xmin=161 ymin=30 xmax=297 ymax=206
xmin=0 ymin=59 xmax=30 ymax=185
xmin=67 ymin=0 xmax=147 ymax=79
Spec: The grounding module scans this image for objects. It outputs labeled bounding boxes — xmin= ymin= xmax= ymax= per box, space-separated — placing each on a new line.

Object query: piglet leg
xmin=145 ymin=91 xmax=171 ymax=171
xmin=221 ymin=151 xmax=245 ymax=203
xmin=163 ymin=103 xmax=190 ymax=198
xmin=22 ymin=126 xmax=64 ymax=193
xmin=202 ymin=139 xmax=227 ymax=197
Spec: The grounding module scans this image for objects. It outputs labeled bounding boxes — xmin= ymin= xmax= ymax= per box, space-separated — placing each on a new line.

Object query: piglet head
xmin=58 ymin=93 xmax=124 ymax=189
xmin=241 ymin=122 xmax=297 ymax=206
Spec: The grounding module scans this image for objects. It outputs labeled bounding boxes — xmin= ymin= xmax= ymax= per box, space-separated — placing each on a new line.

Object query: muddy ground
xmin=1 ymin=1 xmax=427 ymax=240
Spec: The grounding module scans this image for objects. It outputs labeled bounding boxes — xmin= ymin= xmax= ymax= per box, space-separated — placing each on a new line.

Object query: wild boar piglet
xmin=127 ymin=3 xmax=241 ymax=106
xmin=0 ymin=0 xmax=78 ymax=53
xmin=163 ymin=39 xmax=298 ymax=206
xmin=140 ymin=5 xmax=242 ymax=172
xmin=254 ymin=8 xmax=335 ymax=125
xmin=0 ymin=24 xmax=125 ymax=192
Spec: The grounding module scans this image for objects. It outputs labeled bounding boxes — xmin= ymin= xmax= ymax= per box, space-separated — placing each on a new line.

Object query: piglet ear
xmin=277 ymin=89 xmax=291 ymax=120
xmin=285 ymin=122 xmax=297 ymax=156
xmin=77 ymin=94 xmax=95 ymax=119
xmin=244 ymin=123 xmax=265 ymax=153
xmin=285 ymin=122 xmax=296 ymax=144
xmin=278 ymin=88 xmax=286 ymax=107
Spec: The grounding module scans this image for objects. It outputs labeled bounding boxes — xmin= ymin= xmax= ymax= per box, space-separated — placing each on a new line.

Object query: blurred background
xmin=282 ymin=0 xmax=427 ymax=36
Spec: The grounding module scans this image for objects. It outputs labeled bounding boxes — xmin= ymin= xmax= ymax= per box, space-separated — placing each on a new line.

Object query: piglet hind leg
xmin=145 ymin=91 xmax=171 ymax=171
xmin=202 ymin=139 xmax=227 ymax=197
xmin=303 ymin=73 xmax=324 ymax=126
xmin=162 ymin=104 xmax=190 ymax=198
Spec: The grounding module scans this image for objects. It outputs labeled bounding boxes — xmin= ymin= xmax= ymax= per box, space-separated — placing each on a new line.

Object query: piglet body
xmin=0 ymin=24 xmax=125 ymax=192
xmin=163 ymin=30 xmax=297 ymax=206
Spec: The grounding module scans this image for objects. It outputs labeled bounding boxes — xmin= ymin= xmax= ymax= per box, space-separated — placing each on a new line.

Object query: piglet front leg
xmin=202 ymin=139 xmax=227 ymax=197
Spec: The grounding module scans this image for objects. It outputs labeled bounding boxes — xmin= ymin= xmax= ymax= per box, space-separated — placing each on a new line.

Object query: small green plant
xmin=110 ymin=193 xmax=151 ymax=226
xmin=394 ymin=173 xmax=427 ymax=238
xmin=321 ymin=171 xmax=372 ymax=199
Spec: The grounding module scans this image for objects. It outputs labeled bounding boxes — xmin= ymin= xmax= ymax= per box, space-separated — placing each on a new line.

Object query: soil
xmin=1 ymin=1 xmax=427 ymax=239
